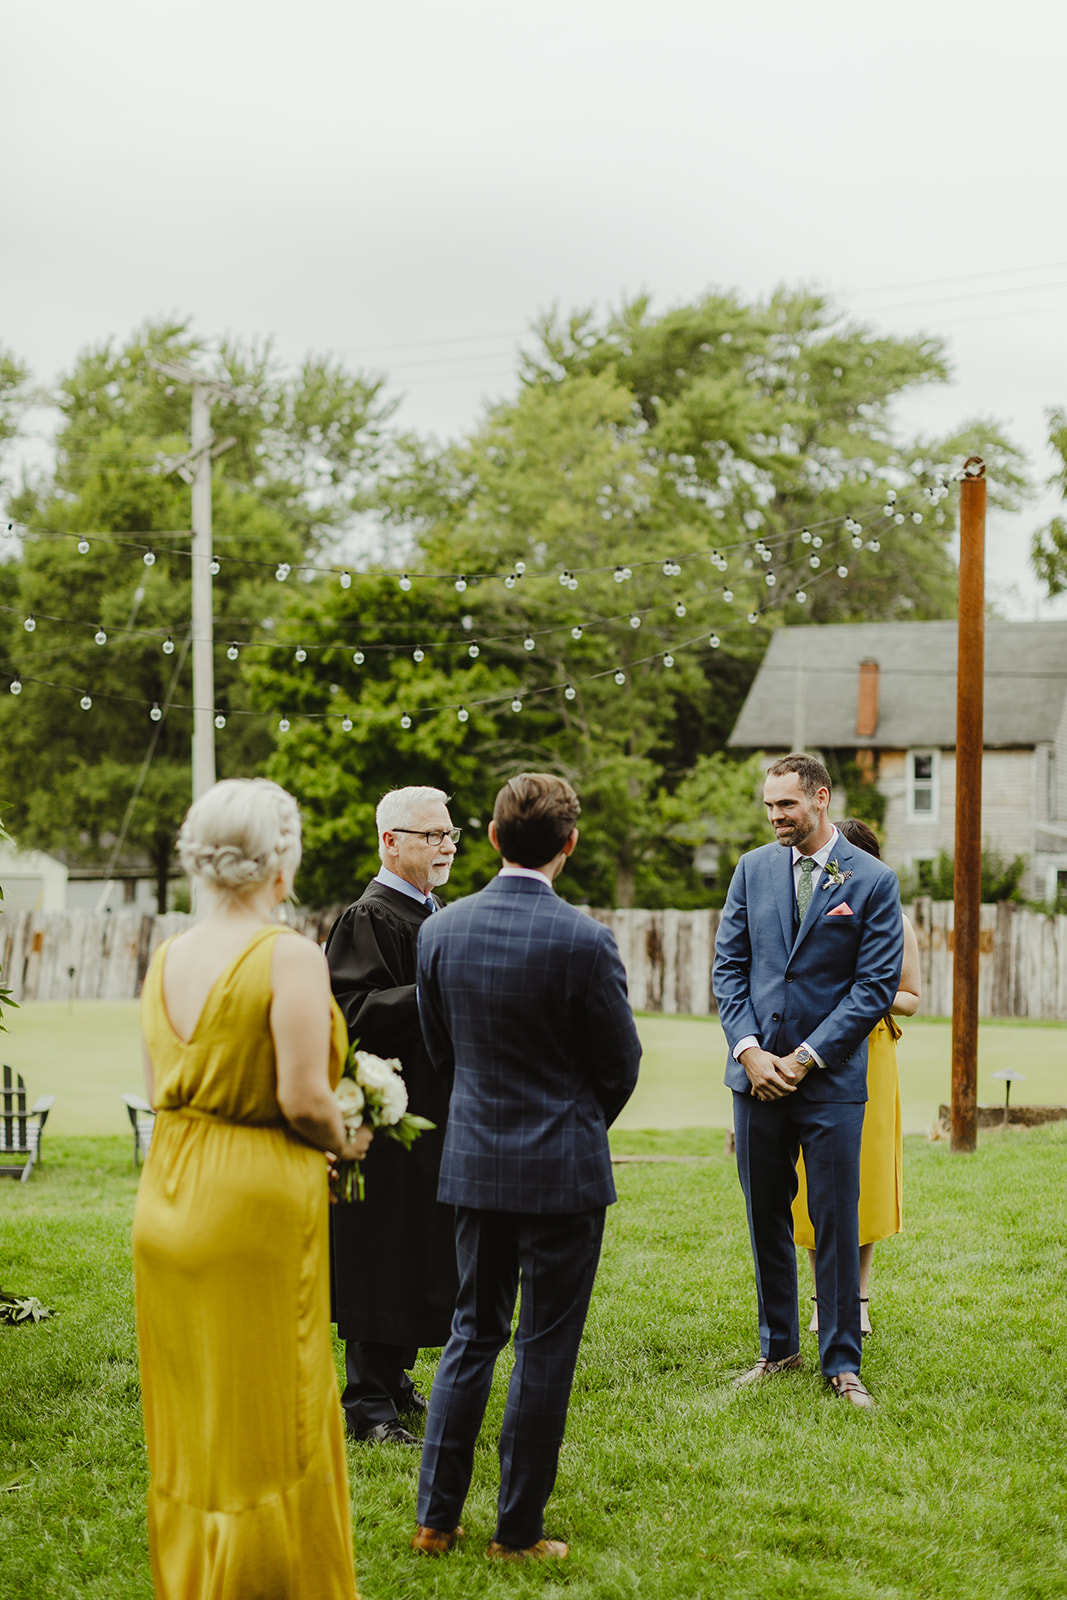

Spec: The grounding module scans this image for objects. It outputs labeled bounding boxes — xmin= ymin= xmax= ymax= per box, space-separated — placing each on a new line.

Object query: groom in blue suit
xmin=713 ymin=754 xmax=902 ymax=1407
xmin=411 ymin=772 xmax=641 ymax=1561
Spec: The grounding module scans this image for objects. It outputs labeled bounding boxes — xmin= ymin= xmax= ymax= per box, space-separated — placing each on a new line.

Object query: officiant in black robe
xmin=325 ymin=787 xmax=461 ymax=1445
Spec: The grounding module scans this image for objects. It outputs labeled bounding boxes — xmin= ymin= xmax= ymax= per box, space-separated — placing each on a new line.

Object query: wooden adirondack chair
xmin=121 ymin=1093 xmax=156 ymax=1166
xmin=0 ymin=1064 xmax=55 ymax=1182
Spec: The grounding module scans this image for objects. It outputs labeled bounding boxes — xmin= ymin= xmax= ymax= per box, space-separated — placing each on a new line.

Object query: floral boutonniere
xmin=822 ymin=859 xmax=853 ymax=890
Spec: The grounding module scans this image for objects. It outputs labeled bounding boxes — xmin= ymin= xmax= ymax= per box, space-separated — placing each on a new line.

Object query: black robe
xmin=325 ymin=881 xmax=458 ymax=1347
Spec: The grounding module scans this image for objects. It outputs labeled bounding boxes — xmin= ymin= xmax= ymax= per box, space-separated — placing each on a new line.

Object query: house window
xmin=907 ymin=750 xmax=940 ymax=820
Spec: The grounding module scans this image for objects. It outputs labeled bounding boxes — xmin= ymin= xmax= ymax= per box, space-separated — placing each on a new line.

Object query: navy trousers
xmin=341 ymin=1340 xmax=418 ymax=1431
xmin=416 ymin=1205 xmax=605 ymax=1548
xmin=733 ymin=1091 xmax=865 ymax=1378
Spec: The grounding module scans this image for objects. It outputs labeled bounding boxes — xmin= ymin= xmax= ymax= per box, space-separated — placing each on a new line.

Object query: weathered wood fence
xmin=5 ymin=900 xmax=1067 ymax=1019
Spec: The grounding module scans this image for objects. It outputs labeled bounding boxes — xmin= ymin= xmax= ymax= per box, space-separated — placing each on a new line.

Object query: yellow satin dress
xmin=792 ymin=1016 xmax=904 ymax=1249
xmin=132 ymin=925 xmax=358 ymax=1600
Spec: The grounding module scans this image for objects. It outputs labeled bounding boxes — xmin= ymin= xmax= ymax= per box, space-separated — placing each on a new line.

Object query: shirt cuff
xmin=733 ymin=1035 xmax=760 ymax=1062
xmin=800 ymin=1040 xmax=827 ymax=1070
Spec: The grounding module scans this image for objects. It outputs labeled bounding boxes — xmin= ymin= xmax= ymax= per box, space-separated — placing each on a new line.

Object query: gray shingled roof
xmin=728 ymin=621 xmax=1067 ymax=750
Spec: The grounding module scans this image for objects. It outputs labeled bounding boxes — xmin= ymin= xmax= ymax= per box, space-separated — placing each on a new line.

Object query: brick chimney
xmin=856 ymin=659 xmax=879 ymax=738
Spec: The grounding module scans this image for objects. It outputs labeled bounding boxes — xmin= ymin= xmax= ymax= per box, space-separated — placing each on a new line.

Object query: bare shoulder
xmin=271 ymin=928 xmax=330 ymax=984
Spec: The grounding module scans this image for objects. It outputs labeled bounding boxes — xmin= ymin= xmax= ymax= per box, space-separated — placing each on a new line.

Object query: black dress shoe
xmin=349 ymin=1418 xmax=420 ymax=1446
xmin=399 ymin=1387 xmax=429 ymax=1417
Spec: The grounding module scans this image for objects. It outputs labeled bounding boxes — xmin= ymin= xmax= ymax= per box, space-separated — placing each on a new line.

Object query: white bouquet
xmin=331 ymin=1044 xmax=435 ymax=1201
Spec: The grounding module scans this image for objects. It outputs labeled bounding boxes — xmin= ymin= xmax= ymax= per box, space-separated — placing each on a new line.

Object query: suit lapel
xmin=774 ymin=845 xmax=797 ymax=951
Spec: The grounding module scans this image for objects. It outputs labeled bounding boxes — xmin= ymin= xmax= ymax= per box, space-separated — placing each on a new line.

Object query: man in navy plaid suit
xmin=411 ymin=772 xmax=641 ymax=1563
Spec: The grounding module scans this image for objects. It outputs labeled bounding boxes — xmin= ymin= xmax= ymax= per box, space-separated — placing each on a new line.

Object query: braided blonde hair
xmin=177 ymin=779 xmax=302 ymax=894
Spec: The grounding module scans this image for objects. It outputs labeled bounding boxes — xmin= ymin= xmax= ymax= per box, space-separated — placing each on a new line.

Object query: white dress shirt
xmin=375 ymin=865 xmax=435 ymax=909
xmin=732 ymin=827 xmax=840 ymax=1069
xmin=498 ymin=865 xmax=554 ymax=888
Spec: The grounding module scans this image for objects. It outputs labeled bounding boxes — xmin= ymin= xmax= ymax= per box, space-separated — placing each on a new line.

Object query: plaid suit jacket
xmin=417 ymin=874 xmax=641 ymax=1213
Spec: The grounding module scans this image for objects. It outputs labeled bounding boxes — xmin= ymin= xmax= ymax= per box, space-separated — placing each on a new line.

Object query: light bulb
xmin=564 ymin=684 xmax=576 ymax=700
xmin=295 ymin=647 xmax=307 ymax=663
xmin=227 ymin=643 xmax=239 ymax=661
xmin=614 ymin=567 xmax=625 ymax=583
xmin=523 ymin=636 xmax=535 ymax=652
xmin=278 ymin=716 xmax=290 ymax=732
xmin=80 ymin=694 xmax=92 ymax=710
xmin=143 ymin=549 xmax=156 ymax=567
xmin=214 ymin=713 xmax=226 ymax=730
xmin=747 ymin=612 xmax=759 ymax=624
xmin=399 ymin=574 xmax=412 ymax=591
xmin=765 ymin=574 xmax=776 ymax=587
xmin=796 ymin=591 xmax=807 ymax=603
xmin=622 ymin=566 xmax=632 ymax=580
xmin=461 ymin=614 xmax=474 ymax=630
xmin=663 ymin=560 xmax=674 ymax=576
xmin=809 ymin=556 xmax=820 ymax=569
xmin=723 ymin=589 xmax=733 ymax=603
xmin=150 ymin=703 xmax=162 ymax=722
xmin=760 ymin=549 xmax=772 ymax=562
xmin=663 ymin=653 xmax=675 ymax=668
xmin=162 ymin=636 xmax=175 ymax=655
xmin=23 ymin=615 xmax=35 ymax=633
xmin=457 ymin=706 xmax=469 ymax=723
xmin=801 ymin=529 xmax=811 ymax=544
xmin=630 ymin=615 xmax=641 ymax=629
xmin=837 ymin=565 xmax=848 ymax=578
xmin=883 ymin=504 xmax=895 ymax=516
xmin=912 ymin=512 xmax=923 ymax=524
xmin=77 ymin=538 xmax=90 ymax=554
xmin=868 ymin=539 xmax=881 ymax=552
xmin=504 ymin=575 xmax=516 ymax=589
xmin=568 ymin=576 xmax=578 ymax=591
xmin=571 ymin=626 xmax=583 ymax=641
xmin=341 ymin=715 xmax=353 ymax=732
xmin=514 ymin=561 xmax=526 ymax=575
xmin=675 ymin=601 xmax=687 ymax=616
xmin=95 ymin=628 xmax=107 ymax=645
xmin=468 ymin=643 xmax=479 ymax=658
xmin=455 ymin=576 xmax=467 ymax=592
xmin=811 ymin=536 xmax=823 ymax=549
xmin=9 ymin=678 xmax=22 ymax=695
xmin=894 ymin=513 xmax=905 ymax=525
xmin=511 ymin=698 xmax=522 ymax=713
xmin=353 ymin=650 xmax=365 ymax=665
xmin=209 ymin=558 xmax=220 ymax=575
xmin=400 ymin=713 xmax=412 ymax=729
xmin=886 ymin=488 xmax=897 ymax=503
xmin=709 ymin=634 xmax=720 ymax=648
xmin=559 ymin=571 xmax=570 ymax=587
xmin=614 ymin=670 xmax=626 ymax=685
xmin=851 ymin=535 xmax=863 ymax=550
xmin=413 ymin=648 xmax=425 ymax=663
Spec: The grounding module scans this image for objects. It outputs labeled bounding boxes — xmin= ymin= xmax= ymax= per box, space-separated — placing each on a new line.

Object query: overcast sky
xmin=6 ymin=0 xmax=1066 ymax=615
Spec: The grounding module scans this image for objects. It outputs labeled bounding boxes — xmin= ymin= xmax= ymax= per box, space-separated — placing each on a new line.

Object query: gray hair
xmin=178 ymin=778 xmax=302 ymax=894
xmin=376 ymin=786 xmax=450 ymax=863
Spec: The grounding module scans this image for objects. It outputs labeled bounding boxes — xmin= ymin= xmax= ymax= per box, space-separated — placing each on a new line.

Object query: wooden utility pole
xmin=951 ymin=456 xmax=987 ymax=1153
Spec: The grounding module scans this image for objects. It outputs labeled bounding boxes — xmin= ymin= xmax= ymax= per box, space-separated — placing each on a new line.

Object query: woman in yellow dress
xmin=132 ymin=779 xmax=371 ymax=1600
xmin=793 ymin=817 xmax=921 ymax=1337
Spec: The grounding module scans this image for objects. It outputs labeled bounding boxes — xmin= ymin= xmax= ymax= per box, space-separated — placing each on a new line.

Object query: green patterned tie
xmin=797 ymin=856 xmax=816 ymax=921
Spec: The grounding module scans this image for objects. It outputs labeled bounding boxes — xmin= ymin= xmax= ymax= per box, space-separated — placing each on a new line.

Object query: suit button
xmin=785 ymin=975 xmax=795 ymax=983
xmin=772 ymin=1012 xmax=780 ymax=1022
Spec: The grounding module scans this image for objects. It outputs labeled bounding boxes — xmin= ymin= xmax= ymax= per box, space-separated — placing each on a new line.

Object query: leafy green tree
xmin=264 ymin=289 xmax=1027 ymax=907
xmin=1030 ymin=407 xmax=1067 ymax=595
xmin=0 ymin=320 xmax=393 ymax=908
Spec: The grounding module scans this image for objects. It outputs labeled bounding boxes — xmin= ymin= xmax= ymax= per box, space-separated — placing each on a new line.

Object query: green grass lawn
xmin=4 ymin=1127 xmax=1067 ymax=1598
xmin=5 ymin=1001 xmax=1064 ymax=1139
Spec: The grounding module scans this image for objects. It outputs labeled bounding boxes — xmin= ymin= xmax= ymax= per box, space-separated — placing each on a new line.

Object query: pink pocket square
xmin=826 ymin=901 xmax=854 ymax=917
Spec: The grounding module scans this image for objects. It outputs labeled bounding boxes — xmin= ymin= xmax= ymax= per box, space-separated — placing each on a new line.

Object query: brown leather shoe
xmin=411 ymin=1524 xmax=464 ymax=1555
xmin=733 ymin=1352 xmax=802 ymax=1387
xmin=486 ymin=1538 xmax=569 ymax=1562
xmin=828 ymin=1372 xmax=874 ymax=1409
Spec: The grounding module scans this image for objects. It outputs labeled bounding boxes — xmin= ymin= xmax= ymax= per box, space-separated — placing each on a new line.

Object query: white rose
xmin=354 ymin=1051 xmax=402 ymax=1092
xmin=377 ymin=1074 xmax=409 ymax=1126
xmin=335 ymin=1080 xmax=365 ymax=1127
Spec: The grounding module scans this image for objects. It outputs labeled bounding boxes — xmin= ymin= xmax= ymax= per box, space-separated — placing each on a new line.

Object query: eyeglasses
xmin=390 ymin=827 xmax=462 ymax=847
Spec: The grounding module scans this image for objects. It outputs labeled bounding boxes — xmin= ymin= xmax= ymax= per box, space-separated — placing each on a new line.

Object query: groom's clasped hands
xmin=739 ymin=1044 xmax=812 ymax=1100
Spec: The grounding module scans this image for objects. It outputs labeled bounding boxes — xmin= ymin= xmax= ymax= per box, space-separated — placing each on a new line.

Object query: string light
xmin=80 ymin=693 xmax=92 ymax=710
xmin=801 ymin=529 xmax=811 ymax=544
xmin=294 ymin=646 xmax=307 ymax=663
xmin=629 ymin=615 xmax=641 ymax=629
xmin=523 ymin=635 xmax=535 ymax=651
xmin=399 ymin=575 xmax=412 ymax=592
xmin=209 ymin=558 xmax=221 ymax=575
xmin=747 ymin=612 xmax=759 ymax=624
xmin=723 ymin=589 xmax=733 ymax=603
xmin=278 ymin=716 xmax=290 ymax=732
xmin=457 ymin=706 xmax=469 ymax=722
xmin=413 ymin=647 xmax=425 ymax=663
xmin=571 ymin=626 xmax=583 ymax=640
xmin=77 ymin=538 xmax=90 ymax=554
xmin=95 ymin=627 xmax=107 ymax=645
xmin=663 ymin=653 xmax=674 ymax=668
xmin=837 ymin=565 xmax=848 ymax=578
xmin=353 ymin=649 xmax=365 ymax=664
xmin=400 ymin=712 xmax=412 ymax=729
xmin=515 ymin=561 xmax=526 ymax=575
xmin=504 ymin=575 xmax=516 ymax=589
xmin=227 ymin=643 xmax=239 ymax=660
xmin=23 ymin=615 xmax=35 ymax=633
xmin=709 ymin=634 xmax=720 ymax=647
xmin=455 ymin=575 xmax=467 ymax=592
xmin=614 ymin=670 xmax=626 ymax=685
xmin=796 ymin=591 xmax=807 ymax=603
xmin=214 ymin=713 xmax=226 ymax=729
xmin=765 ymin=574 xmax=776 ymax=587
xmin=150 ymin=703 xmax=162 ymax=722
xmin=162 ymin=636 xmax=175 ymax=654
xmin=564 ymin=684 xmax=576 ymax=700
xmin=868 ymin=539 xmax=881 ymax=553
xmin=675 ymin=601 xmax=687 ymax=615
xmin=275 ymin=564 xmax=291 ymax=582
xmin=511 ymin=698 xmax=522 ymax=713
xmin=9 ymin=677 xmax=21 ymax=694
xmin=341 ymin=714 xmax=353 ymax=732
xmin=467 ymin=643 xmax=479 ymax=658
xmin=809 ymin=556 xmax=820 ymax=569
xmin=143 ymin=549 xmax=156 ymax=567
xmin=340 ymin=570 xmax=352 ymax=589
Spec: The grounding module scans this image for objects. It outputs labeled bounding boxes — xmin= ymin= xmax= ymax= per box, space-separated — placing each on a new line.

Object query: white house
xmin=0 ymin=841 xmax=69 ymax=912
xmin=728 ymin=619 xmax=1067 ymax=902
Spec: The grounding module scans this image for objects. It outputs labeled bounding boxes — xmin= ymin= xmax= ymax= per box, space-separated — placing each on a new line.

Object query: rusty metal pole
xmin=951 ymin=456 xmax=987 ymax=1153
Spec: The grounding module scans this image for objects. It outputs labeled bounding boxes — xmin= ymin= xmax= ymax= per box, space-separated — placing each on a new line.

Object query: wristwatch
xmin=795 ymin=1045 xmax=816 ymax=1068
